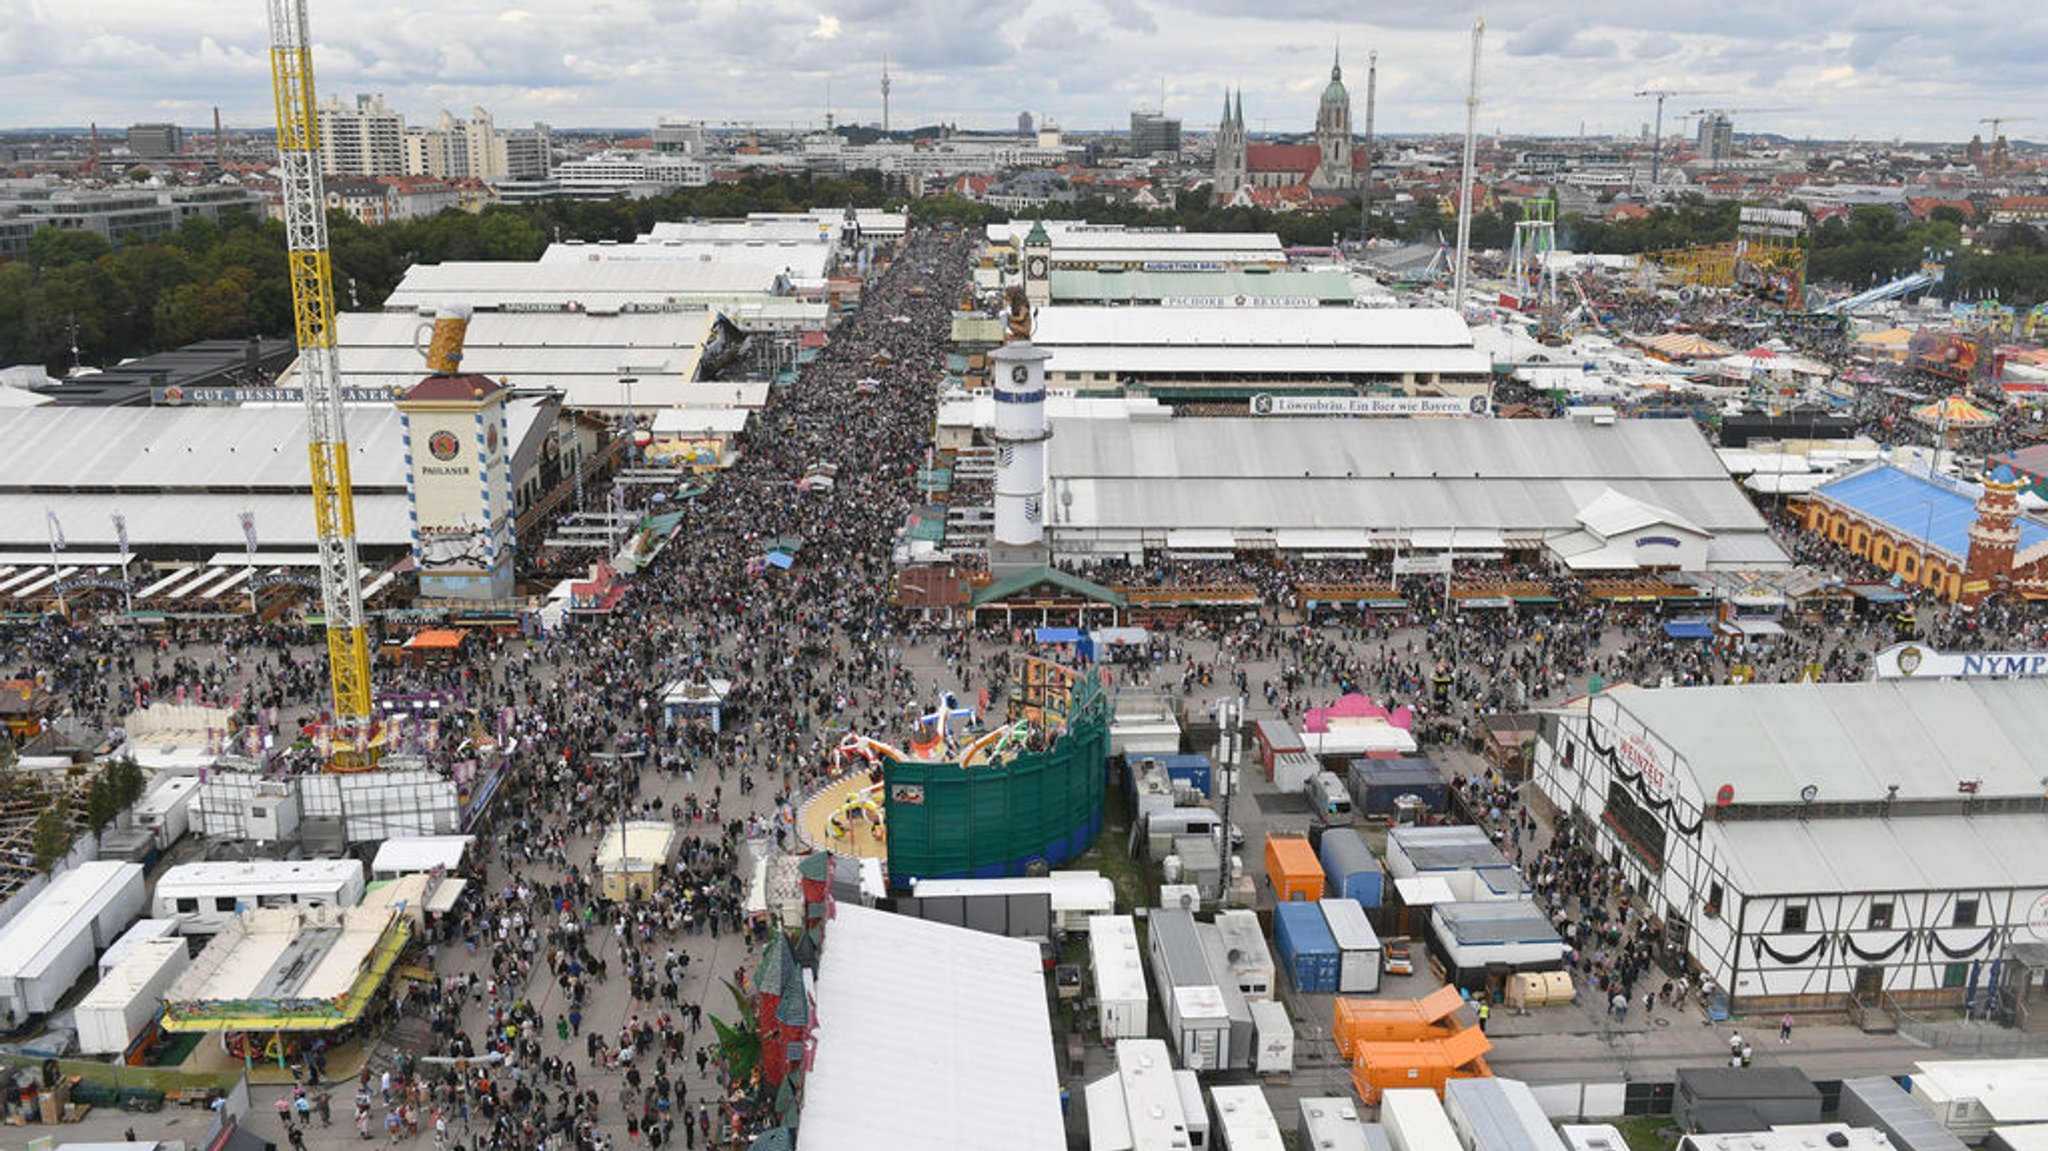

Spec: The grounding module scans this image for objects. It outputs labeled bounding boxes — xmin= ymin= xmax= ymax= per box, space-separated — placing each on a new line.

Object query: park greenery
xmin=4 ymin=170 xmax=2047 ymax=374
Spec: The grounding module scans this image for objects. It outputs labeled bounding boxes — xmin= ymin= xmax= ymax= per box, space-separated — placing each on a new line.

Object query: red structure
xmin=1963 ymin=468 xmax=2025 ymax=608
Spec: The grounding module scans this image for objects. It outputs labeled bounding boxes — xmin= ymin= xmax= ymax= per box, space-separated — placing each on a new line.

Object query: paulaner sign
xmin=1872 ymin=643 xmax=2048 ymax=679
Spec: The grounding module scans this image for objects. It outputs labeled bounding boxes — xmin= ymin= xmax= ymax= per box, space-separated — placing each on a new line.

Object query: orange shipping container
xmin=1333 ymin=985 xmax=1470 ymax=1057
xmin=1265 ymin=835 xmax=1325 ymax=902
xmin=1349 ymin=1026 xmax=1492 ymax=1104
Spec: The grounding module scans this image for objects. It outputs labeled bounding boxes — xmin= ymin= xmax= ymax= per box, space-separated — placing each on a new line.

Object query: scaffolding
xmin=1507 ymin=199 xmax=1559 ymax=313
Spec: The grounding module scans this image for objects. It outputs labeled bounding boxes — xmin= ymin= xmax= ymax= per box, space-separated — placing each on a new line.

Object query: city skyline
xmin=0 ymin=0 xmax=2041 ymax=144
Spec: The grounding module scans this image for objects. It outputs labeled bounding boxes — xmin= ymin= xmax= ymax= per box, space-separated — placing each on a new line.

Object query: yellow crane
xmin=266 ymin=0 xmax=375 ymax=767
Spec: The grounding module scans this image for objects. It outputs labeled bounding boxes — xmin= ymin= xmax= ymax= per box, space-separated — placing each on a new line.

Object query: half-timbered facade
xmin=1533 ymin=680 xmax=2048 ymax=1015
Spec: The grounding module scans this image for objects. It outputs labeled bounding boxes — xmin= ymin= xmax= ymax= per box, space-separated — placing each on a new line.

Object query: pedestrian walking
xmin=1779 ymin=1013 xmax=1794 ymax=1043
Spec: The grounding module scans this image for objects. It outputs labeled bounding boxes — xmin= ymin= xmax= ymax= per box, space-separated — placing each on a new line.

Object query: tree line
xmin=6 ymin=171 xmax=2046 ymax=374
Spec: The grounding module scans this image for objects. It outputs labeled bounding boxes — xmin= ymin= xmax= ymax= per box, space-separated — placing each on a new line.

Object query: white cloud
xmin=0 ymin=0 xmax=2032 ymax=141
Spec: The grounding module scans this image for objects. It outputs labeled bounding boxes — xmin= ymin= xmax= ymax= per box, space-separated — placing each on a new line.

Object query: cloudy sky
xmin=1 ymin=0 xmax=2041 ymax=144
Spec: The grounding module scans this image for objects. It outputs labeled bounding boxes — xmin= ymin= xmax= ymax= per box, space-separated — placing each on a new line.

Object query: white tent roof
xmin=1712 ymin=813 xmax=2048 ymax=896
xmin=382 ymin=260 xmax=781 ymax=308
xmin=1601 ymin=679 xmax=2048 ymax=804
xmin=799 ymin=903 xmax=1064 ymax=1151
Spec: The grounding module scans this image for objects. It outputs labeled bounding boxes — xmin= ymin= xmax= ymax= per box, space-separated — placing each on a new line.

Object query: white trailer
xmin=371 ymin=835 xmax=475 ymax=880
xmin=1249 ymin=998 xmax=1294 ymax=1077
xmin=1300 ymin=1098 xmax=1372 ymax=1151
xmin=1210 ymin=1085 xmax=1285 ymax=1151
xmin=152 ymin=858 xmax=365 ymax=935
xmin=1382 ymin=1088 xmax=1463 ymax=1151
xmin=1210 ymin=910 xmax=1276 ymax=1001
xmin=75 ymin=937 xmax=190 ymax=1056
xmin=1171 ymin=985 xmax=1232 ymax=1073
xmin=132 ymin=774 xmax=200 ymax=851
xmin=1909 ymin=1059 xmax=2048 ymax=1143
xmin=98 ymin=918 xmax=181 ymax=977
xmin=0 ymin=861 xmax=146 ymax=1026
xmin=1443 ymin=1079 xmax=1568 ymax=1151
xmin=1320 ymin=898 xmax=1384 ymax=994
xmin=1089 ymin=915 xmax=1150 ymax=1041
xmin=1176 ymin=1071 xmax=1211 ymax=1150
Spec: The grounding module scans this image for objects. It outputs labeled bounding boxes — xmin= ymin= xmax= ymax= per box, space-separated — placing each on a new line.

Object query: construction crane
xmin=266 ymin=0 xmax=375 ymax=768
xmin=1633 ymin=87 xmax=1721 ymax=187
xmin=1980 ymin=115 xmax=2036 ymax=142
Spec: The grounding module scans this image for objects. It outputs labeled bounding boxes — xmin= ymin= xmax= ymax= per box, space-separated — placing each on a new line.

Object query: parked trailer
xmin=1089 ymin=1039 xmax=1202 ymax=1151
xmin=1249 ymin=998 xmax=1295 ymax=1076
xmin=0 ymin=861 xmax=146 ymax=1026
xmin=1209 ymin=910 xmax=1276 ymax=1000
xmin=1346 ymin=758 xmax=1448 ymax=818
xmin=1150 ymin=907 xmax=1253 ymax=1070
xmin=909 ymin=872 xmax=1114 ymax=936
xmin=1177 ymin=1070 xmax=1212 ymax=1150
xmin=1443 ymin=1078 xmax=1568 ymax=1151
xmin=152 ymin=858 xmax=366 ymax=936
xmin=132 ymin=774 xmax=200 ymax=851
xmin=1210 ymin=1085 xmax=1285 ymax=1151
xmin=1836 ymin=1076 xmax=1970 ymax=1151
xmin=75 ymin=937 xmax=190 ymax=1056
xmin=1429 ymin=902 xmax=1565 ymax=990
xmin=1273 ymin=751 xmax=1321 ymax=794
xmin=98 ymin=918 xmax=181 ymax=977
xmin=1299 ymin=1097 xmax=1372 ymax=1151
xmin=1089 ymin=914 xmax=1150 ymax=1041
xmin=1273 ymin=901 xmax=1340 ymax=995
xmin=1319 ymin=827 xmax=1385 ymax=908
xmin=1321 ymin=898 xmax=1384 ymax=994
xmin=1381 ymin=1088 xmax=1464 ymax=1151
xmin=1909 ymin=1060 xmax=2048 ymax=1144
xmin=1255 ymin=720 xmax=1306 ymax=780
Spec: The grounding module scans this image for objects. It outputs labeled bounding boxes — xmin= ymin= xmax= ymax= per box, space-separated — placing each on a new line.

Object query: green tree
xmin=32 ymin=801 xmax=71 ymax=870
xmin=25 ymin=227 xmax=112 ymax=269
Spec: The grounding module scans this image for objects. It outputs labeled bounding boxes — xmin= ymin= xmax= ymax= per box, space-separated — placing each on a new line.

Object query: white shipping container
xmin=1299 ymin=1098 xmax=1371 ymax=1151
xmin=1382 ymin=1089 xmax=1463 ymax=1151
xmin=75 ymin=937 xmax=190 ymax=1055
xmin=1090 ymin=914 xmax=1151 ymax=1041
xmin=1210 ymin=1085 xmax=1285 ymax=1151
xmin=1320 ymin=898 xmax=1383 ymax=994
xmin=1249 ymin=999 xmax=1294 ymax=1076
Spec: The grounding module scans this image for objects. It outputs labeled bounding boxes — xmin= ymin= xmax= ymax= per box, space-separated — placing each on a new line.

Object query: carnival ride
xmin=1645 ymin=207 xmax=1810 ymax=312
xmin=798 ymin=692 xmax=1038 ymax=856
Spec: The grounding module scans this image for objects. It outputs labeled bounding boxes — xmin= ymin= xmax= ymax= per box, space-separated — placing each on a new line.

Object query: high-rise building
xmin=1018 ymin=111 xmax=1035 ymax=136
xmin=404 ymin=111 xmax=471 ymax=179
xmin=503 ymin=125 xmax=552 ymax=181
xmin=126 ymin=123 xmax=183 ymax=159
xmin=652 ymin=121 xmax=707 ymax=157
xmin=1697 ymin=113 xmax=1733 ymax=164
xmin=1129 ymin=111 xmax=1182 ymax=158
xmin=318 ymin=93 xmax=406 ymax=176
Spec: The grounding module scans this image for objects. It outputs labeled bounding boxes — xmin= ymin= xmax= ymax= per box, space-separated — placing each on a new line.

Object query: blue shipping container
xmin=1157 ymin=754 xmax=1212 ymax=798
xmin=1273 ymin=900 xmax=1341 ymax=995
xmin=1317 ymin=827 xmax=1385 ymax=908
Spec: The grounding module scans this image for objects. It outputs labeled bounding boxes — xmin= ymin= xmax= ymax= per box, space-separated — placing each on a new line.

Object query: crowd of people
xmin=9 ymin=227 xmax=2048 ymax=1148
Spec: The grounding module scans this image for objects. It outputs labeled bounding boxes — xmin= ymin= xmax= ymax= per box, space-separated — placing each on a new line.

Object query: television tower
xmin=880 ymin=54 xmax=892 ymax=134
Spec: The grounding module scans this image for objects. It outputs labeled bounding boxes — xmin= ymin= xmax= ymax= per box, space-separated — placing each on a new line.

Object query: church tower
xmin=1313 ymin=47 xmax=1354 ymax=192
xmin=1213 ymin=88 xmax=1246 ymax=200
xmin=1962 ymin=465 xmax=2024 ymax=608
